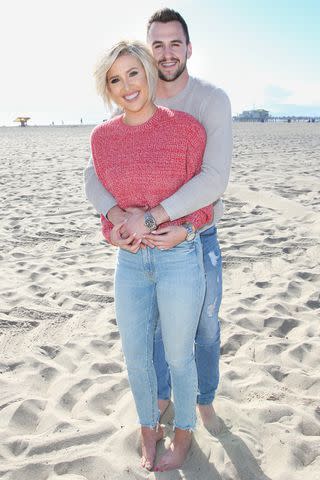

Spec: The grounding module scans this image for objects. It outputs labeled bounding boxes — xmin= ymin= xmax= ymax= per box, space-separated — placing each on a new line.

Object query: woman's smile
xmin=123 ymin=91 xmax=140 ymax=101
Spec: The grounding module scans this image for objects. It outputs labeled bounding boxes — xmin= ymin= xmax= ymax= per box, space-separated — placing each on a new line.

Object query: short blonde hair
xmin=94 ymin=40 xmax=158 ymax=110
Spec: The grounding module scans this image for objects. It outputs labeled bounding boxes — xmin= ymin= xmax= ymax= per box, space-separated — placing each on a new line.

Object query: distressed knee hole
xmin=208 ymin=251 xmax=219 ymax=267
xmin=207 ymin=299 xmax=218 ymax=317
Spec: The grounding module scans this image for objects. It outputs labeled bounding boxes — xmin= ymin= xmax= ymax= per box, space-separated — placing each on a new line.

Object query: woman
xmin=91 ymin=41 xmax=212 ymax=472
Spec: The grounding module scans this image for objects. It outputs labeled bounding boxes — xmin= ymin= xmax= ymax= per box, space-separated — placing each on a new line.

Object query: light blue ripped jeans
xmin=154 ymin=226 xmax=222 ymax=405
xmin=115 ymin=235 xmax=205 ymax=430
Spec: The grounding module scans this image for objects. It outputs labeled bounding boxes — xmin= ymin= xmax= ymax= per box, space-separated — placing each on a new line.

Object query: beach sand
xmin=0 ymin=122 xmax=319 ymax=479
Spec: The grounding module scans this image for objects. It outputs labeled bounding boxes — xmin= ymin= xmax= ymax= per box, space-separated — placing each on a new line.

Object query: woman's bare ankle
xmin=140 ymin=425 xmax=164 ymax=470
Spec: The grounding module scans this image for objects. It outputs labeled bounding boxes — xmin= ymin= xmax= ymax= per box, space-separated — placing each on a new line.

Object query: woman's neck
xmin=123 ymin=102 xmax=157 ymax=126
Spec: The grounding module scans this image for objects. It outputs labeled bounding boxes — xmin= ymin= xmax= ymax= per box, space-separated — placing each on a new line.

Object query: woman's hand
xmin=143 ymin=225 xmax=187 ymax=250
xmin=110 ymin=223 xmax=142 ymax=253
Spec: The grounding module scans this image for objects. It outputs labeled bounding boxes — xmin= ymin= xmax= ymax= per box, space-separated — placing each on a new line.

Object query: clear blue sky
xmin=1 ymin=0 xmax=319 ymax=125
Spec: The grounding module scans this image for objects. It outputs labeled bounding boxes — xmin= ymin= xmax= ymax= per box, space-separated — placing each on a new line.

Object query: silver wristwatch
xmin=144 ymin=211 xmax=157 ymax=231
xmin=182 ymin=222 xmax=196 ymax=241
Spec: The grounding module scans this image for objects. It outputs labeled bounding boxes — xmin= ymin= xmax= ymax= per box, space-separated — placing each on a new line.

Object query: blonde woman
xmin=90 ymin=41 xmax=212 ymax=472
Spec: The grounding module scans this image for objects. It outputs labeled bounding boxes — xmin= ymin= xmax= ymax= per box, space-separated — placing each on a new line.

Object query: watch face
xmin=186 ymin=231 xmax=196 ymax=241
xmin=145 ymin=218 xmax=154 ymax=228
xmin=184 ymin=223 xmax=196 ymax=241
xmin=144 ymin=213 xmax=157 ymax=230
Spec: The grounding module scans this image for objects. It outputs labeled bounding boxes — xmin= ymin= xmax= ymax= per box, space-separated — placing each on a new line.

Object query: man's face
xmin=147 ymin=21 xmax=192 ymax=82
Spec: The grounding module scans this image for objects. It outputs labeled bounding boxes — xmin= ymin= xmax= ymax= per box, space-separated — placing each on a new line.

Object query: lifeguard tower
xmin=14 ymin=116 xmax=31 ymax=127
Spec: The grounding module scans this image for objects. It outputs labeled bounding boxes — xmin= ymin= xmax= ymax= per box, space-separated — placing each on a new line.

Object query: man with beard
xmin=84 ymin=8 xmax=232 ymax=471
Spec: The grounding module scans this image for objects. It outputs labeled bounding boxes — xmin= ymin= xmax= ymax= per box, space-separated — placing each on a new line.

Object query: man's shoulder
xmin=190 ymin=76 xmax=230 ymax=103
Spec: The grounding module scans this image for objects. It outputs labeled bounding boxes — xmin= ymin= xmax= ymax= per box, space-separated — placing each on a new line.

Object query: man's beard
xmin=157 ymin=55 xmax=187 ymax=82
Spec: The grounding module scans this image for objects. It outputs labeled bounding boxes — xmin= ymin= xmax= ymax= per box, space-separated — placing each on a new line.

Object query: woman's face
xmin=106 ymin=54 xmax=150 ymax=115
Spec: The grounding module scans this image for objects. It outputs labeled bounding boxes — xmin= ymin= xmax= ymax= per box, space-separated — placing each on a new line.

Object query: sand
xmin=0 ymin=122 xmax=319 ymax=479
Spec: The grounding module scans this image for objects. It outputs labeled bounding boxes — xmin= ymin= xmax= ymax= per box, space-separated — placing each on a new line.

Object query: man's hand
xmin=120 ymin=207 xmax=150 ymax=239
xmin=143 ymin=225 xmax=187 ymax=250
xmin=108 ymin=206 xmax=147 ymax=242
xmin=107 ymin=205 xmax=127 ymax=225
xmin=110 ymin=223 xmax=142 ymax=253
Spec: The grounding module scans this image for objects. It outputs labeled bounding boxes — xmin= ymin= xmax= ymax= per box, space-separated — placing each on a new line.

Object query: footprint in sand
xmin=58 ymin=379 xmax=93 ymax=411
xmin=8 ymin=399 xmax=47 ymax=434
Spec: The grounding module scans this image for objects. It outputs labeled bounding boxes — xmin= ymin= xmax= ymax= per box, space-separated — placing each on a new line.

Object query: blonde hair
xmin=94 ymin=40 xmax=158 ymax=110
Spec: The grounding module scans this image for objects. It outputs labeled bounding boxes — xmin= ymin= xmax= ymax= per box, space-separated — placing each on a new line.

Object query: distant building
xmin=235 ymin=109 xmax=269 ymax=122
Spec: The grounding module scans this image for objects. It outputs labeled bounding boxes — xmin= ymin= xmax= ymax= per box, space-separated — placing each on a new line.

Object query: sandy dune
xmin=0 ymin=122 xmax=319 ymax=479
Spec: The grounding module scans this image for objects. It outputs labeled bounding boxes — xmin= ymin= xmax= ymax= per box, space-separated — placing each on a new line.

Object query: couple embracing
xmin=84 ymin=8 xmax=232 ymax=473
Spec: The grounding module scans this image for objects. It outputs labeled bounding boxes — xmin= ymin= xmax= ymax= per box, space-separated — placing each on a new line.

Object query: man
xmin=84 ymin=8 xmax=232 ymax=471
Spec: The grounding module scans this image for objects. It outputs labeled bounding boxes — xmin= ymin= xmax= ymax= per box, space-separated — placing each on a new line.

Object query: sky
xmin=1 ymin=0 xmax=319 ymax=125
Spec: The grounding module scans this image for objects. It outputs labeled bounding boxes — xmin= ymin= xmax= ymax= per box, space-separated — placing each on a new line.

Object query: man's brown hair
xmin=147 ymin=8 xmax=190 ymax=44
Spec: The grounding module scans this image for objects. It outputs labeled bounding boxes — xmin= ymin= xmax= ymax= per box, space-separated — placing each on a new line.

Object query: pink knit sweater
xmin=91 ymin=106 xmax=213 ymax=242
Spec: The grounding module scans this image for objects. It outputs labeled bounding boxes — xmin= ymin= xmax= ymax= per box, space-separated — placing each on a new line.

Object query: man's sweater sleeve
xmin=83 ymin=155 xmax=117 ymax=215
xmin=160 ymin=88 xmax=233 ymax=221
